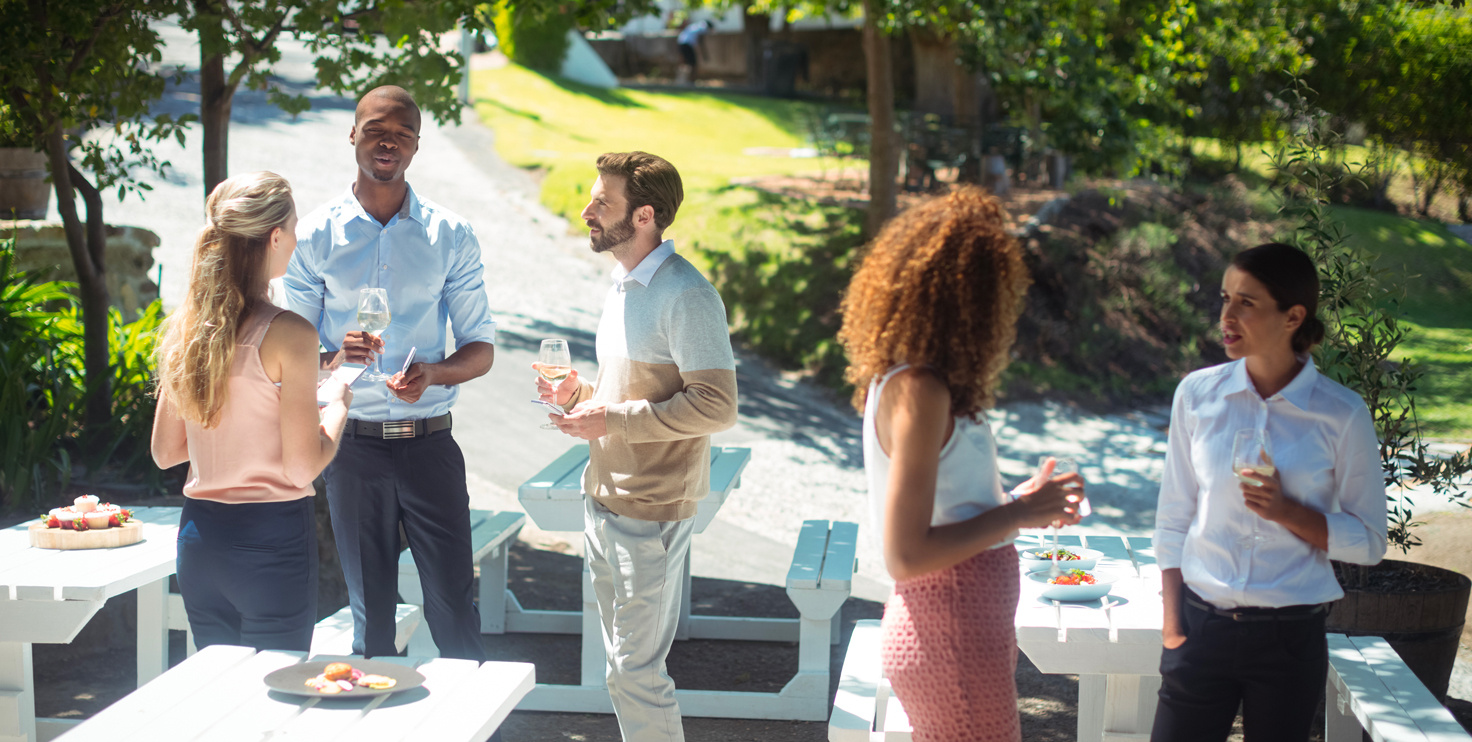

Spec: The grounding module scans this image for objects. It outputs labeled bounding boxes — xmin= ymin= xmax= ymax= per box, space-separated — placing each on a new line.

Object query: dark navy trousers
xmin=176 ymin=496 xmax=318 ymax=652
xmin=324 ymin=428 xmax=486 ymax=661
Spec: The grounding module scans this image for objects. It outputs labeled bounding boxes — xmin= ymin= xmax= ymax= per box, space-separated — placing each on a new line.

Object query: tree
xmin=177 ymin=0 xmax=660 ymax=198
xmin=0 ymin=0 xmax=190 ymax=429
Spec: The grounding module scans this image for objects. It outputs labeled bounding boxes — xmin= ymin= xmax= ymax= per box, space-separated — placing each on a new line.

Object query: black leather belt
xmin=1184 ymin=593 xmax=1327 ymax=622
xmin=345 ymin=413 xmax=452 ymax=440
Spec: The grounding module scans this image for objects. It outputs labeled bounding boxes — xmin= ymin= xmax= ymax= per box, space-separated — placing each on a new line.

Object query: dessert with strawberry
xmin=39 ymin=497 xmax=133 ymax=531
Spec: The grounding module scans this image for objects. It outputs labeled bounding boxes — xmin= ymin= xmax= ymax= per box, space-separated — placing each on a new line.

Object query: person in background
xmin=152 ymin=171 xmax=351 ymax=652
xmin=538 ymin=151 xmax=738 ymax=742
xmin=838 ymin=186 xmax=1085 ymax=741
xmin=1151 ymin=242 xmax=1387 ymax=742
xmin=676 ymin=18 xmax=710 ymax=85
xmin=285 ymin=85 xmax=497 ymax=662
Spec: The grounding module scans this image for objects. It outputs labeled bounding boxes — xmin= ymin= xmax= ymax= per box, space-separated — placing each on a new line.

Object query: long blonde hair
xmin=155 ymin=171 xmax=294 ymax=427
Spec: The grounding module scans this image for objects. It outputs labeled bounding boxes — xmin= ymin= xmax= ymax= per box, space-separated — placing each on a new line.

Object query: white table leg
xmin=1077 ymin=675 xmax=1105 ymax=742
xmin=479 ymin=544 xmax=509 ymax=635
xmin=0 ymin=640 xmax=35 ymax=742
xmin=1078 ymin=674 xmax=1159 ymax=742
xmin=1324 ymin=674 xmax=1360 ymax=742
xmin=136 ymin=577 xmax=168 ymax=687
xmin=580 ymin=553 xmax=605 ymax=689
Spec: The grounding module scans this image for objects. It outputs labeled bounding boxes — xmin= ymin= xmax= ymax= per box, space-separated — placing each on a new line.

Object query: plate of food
xmin=1028 ymin=568 xmax=1117 ymax=602
xmin=1018 ymin=546 xmax=1102 ymax=573
xmin=264 ymin=660 xmax=425 ymax=698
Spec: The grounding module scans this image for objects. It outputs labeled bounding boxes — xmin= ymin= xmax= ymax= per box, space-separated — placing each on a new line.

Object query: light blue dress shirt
xmin=284 ymin=185 xmax=497 ymax=422
xmin=1153 ymin=357 xmax=1387 ymax=609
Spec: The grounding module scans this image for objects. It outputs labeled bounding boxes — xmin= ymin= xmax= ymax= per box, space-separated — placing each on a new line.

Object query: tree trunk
xmin=743 ymin=9 xmax=769 ymax=90
xmin=200 ymin=47 xmax=232 ymax=198
xmin=43 ymin=126 xmax=111 ymax=431
xmin=862 ymin=0 xmax=897 ymax=238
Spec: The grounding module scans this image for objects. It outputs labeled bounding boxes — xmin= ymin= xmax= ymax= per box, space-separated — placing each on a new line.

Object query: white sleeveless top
xmin=863 ymin=365 xmax=1015 ymax=547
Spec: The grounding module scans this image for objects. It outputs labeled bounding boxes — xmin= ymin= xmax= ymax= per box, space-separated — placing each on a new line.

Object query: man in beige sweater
xmin=538 ymin=151 xmax=738 ymax=741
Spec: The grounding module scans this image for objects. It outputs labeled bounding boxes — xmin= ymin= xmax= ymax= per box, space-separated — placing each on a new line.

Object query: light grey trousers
xmin=584 ymin=496 xmax=695 ymax=742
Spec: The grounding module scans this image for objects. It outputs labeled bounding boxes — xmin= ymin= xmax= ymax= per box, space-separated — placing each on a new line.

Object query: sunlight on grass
xmin=469 ymin=64 xmax=856 ymax=228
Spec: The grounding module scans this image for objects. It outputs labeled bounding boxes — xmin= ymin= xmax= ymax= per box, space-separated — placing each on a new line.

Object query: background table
xmin=55 ymin=645 xmax=535 ymax=742
xmin=1014 ymin=532 xmax=1164 ymax=742
xmin=0 ymin=506 xmax=181 ymax=742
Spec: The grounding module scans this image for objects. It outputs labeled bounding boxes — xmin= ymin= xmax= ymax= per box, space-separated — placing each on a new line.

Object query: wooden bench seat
xmin=398 ymin=509 xmax=526 ymax=657
xmin=1326 ymin=633 xmax=1472 ymax=741
xmin=309 ymin=603 xmax=423 ymax=657
xmin=829 ymin=619 xmax=914 ymax=741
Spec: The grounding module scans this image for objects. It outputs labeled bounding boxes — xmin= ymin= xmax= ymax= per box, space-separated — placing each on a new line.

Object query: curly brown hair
xmin=838 ymin=186 xmax=1031 ymax=419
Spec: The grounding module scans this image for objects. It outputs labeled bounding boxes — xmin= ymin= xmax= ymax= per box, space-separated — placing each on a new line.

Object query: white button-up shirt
xmin=1153 ymin=358 xmax=1387 ymax=609
xmin=284 ymin=185 xmax=497 ymax=422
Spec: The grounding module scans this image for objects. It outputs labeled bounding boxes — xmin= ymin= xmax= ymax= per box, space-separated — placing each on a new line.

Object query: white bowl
xmin=1028 ymin=568 xmax=1117 ymax=602
xmin=1018 ymin=546 xmax=1102 ymax=573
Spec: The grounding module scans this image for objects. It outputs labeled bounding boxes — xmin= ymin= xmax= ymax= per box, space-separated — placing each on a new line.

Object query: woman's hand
xmin=1239 ymin=456 xmax=1294 ymax=524
xmin=1009 ymin=470 xmax=1086 ymax=530
xmin=532 ymin=362 xmax=578 ymax=408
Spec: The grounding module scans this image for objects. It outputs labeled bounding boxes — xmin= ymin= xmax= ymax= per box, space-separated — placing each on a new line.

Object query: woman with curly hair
xmin=151 ymin=171 xmax=353 ymax=651
xmin=839 ymin=186 xmax=1085 ymax=740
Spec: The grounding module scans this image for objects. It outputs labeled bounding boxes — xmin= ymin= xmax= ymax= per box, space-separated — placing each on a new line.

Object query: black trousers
xmin=177 ymin=496 xmax=318 ymax=652
xmin=324 ymin=429 xmax=486 ymax=661
xmin=1151 ymin=590 xmax=1327 ymax=742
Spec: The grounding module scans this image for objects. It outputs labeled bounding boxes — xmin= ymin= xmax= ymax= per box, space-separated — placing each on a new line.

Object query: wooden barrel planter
xmin=1327 ymin=559 xmax=1471 ymax=701
xmin=0 ymin=147 xmax=50 ymax=219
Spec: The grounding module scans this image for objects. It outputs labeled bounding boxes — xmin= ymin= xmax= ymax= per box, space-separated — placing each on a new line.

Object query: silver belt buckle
xmin=381 ymin=420 xmax=416 ymax=439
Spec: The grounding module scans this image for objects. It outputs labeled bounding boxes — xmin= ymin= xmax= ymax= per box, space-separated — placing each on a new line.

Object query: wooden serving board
xmin=28 ymin=521 xmax=143 ymax=550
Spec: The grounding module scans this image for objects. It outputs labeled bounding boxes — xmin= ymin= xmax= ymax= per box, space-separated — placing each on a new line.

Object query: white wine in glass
xmin=538 ymin=338 xmax=571 ymax=430
xmin=357 ymin=288 xmax=391 ymax=381
xmin=1232 ymin=428 xmax=1274 ymax=543
xmin=1036 ymin=456 xmax=1083 ymax=577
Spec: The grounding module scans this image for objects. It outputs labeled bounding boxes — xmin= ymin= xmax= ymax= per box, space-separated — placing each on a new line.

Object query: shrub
xmin=490 ymin=2 xmax=572 ymax=74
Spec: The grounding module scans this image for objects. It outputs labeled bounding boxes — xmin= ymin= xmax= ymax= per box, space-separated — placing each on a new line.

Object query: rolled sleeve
xmin=1324 ymin=403 xmax=1388 ymax=565
xmin=1153 ymin=380 xmax=1198 ymax=570
xmin=444 ymin=225 xmax=496 ymax=348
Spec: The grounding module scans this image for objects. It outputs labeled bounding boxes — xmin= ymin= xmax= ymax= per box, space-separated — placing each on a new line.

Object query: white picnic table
xmin=0 ymin=503 xmax=181 ymax=742
xmin=54 ymin=644 xmax=534 ymax=742
xmin=0 ymin=506 xmax=181 ymax=742
xmin=1013 ymin=532 xmax=1164 ymax=742
xmin=514 ymin=444 xmax=851 ymax=720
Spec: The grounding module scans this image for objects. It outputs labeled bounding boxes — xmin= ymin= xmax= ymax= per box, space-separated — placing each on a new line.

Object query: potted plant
xmin=0 ymin=102 xmax=50 ymax=220
xmin=1273 ymin=80 xmax=1472 ymax=701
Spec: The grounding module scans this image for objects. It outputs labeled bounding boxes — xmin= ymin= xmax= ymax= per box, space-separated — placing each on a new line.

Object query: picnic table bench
xmin=55 ymin=644 xmax=534 ymax=742
xmin=1326 ymin=633 xmax=1472 ymax=742
xmin=514 ymin=444 xmax=857 ymax=721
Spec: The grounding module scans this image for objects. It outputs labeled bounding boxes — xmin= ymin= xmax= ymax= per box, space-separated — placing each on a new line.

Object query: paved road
xmin=87 ymin=23 xmax=1184 ymax=604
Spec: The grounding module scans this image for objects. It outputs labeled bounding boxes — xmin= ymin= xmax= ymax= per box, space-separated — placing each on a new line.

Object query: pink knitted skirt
xmin=881 ymin=545 xmax=1021 ymax=742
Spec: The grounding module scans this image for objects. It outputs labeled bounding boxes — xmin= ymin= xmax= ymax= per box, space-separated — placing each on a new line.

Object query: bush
xmin=490 ymin=2 xmax=572 ymax=74
xmin=0 ymin=231 xmax=166 ymax=511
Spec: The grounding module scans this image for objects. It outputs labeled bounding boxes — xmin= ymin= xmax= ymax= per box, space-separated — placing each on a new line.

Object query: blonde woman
xmin=839 ymin=187 xmax=1084 ymax=741
xmin=152 ymin=172 xmax=352 ymax=652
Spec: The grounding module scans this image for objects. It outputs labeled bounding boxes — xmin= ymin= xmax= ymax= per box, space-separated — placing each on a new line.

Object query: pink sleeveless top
xmin=182 ymin=303 xmax=313 ymax=503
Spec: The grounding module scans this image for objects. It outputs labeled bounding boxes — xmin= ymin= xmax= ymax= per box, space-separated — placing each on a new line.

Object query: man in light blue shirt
xmin=285 ymin=85 xmax=495 ymax=662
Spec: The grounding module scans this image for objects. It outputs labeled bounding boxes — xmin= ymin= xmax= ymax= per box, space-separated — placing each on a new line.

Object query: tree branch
xmin=64 ymin=2 xmax=130 ymax=82
xmin=227 ymin=11 xmax=289 ymax=89
xmin=68 ymin=164 xmax=107 ymax=274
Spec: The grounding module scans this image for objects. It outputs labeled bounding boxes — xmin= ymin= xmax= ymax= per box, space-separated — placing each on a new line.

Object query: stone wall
xmin=3 ymin=219 xmax=160 ymax=316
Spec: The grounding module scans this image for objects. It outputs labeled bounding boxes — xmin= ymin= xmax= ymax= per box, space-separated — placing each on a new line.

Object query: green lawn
xmin=469 ymin=64 xmax=849 ymax=225
xmin=1331 ymin=206 xmax=1472 ymax=439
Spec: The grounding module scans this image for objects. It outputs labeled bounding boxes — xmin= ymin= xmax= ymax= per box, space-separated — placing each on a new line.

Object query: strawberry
xmin=108 ymin=514 xmax=121 ymax=527
xmin=73 ymin=517 xmax=89 ymax=531
xmin=47 ymin=514 xmax=60 ymax=529
xmin=117 ymin=509 xmax=132 ymax=524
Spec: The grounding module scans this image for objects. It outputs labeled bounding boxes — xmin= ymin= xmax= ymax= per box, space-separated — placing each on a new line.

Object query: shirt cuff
xmin=1324 ymin=511 xmax=1383 ymax=565
xmin=1153 ymin=532 xmax=1185 ymax=571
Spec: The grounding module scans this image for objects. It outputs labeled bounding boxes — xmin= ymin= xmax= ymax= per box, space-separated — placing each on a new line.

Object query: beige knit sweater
xmin=563 ymin=244 xmax=738 ymax=522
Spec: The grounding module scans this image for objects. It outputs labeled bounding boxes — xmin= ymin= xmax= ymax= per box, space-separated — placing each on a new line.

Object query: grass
xmin=1330 ymin=206 xmax=1472 ymax=439
xmin=469 ymin=64 xmax=856 ymax=225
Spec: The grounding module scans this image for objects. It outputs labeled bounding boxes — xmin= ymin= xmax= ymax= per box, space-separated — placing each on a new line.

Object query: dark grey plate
xmin=263 ymin=659 xmax=426 ymax=698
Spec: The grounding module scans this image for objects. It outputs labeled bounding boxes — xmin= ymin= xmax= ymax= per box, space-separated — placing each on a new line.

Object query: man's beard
xmin=590 ymin=210 xmax=637 ymax=253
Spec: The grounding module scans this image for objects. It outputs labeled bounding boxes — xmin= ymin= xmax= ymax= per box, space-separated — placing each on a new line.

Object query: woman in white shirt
xmin=838 ymin=187 xmax=1085 ymax=741
xmin=1151 ymin=242 xmax=1387 ymax=741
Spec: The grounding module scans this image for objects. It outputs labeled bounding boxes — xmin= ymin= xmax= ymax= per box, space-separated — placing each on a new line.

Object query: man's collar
xmin=611 ymin=240 xmax=675 ymax=288
xmin=342 ymin=182 xmax=424 ymax=226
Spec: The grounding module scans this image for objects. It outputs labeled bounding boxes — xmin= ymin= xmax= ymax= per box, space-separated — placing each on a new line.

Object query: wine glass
xmin=1038 ymin=456 xmax=1080 ymax=577
xmin=357 ymin=288 xmax=391 ymax=381
xmin=1232 ymin=428 xmax=1274 ymax=543
xmin=537 ymin=339 xmax=571 ymax=430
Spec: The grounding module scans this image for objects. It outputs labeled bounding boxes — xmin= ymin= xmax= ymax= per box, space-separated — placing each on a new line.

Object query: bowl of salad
xmin=1027 ymin=568 xmax=1117 ymax=602
xmin=1017 ymin=546 xmax=1102 ymax=573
